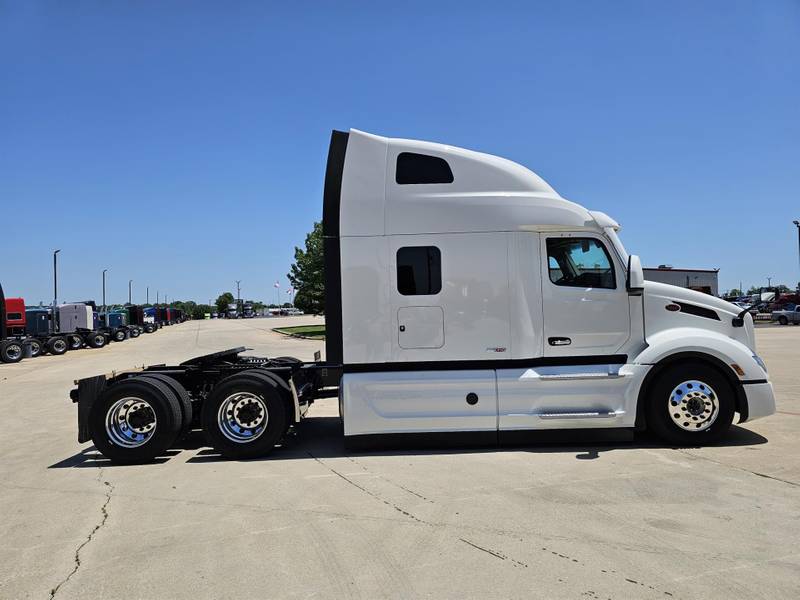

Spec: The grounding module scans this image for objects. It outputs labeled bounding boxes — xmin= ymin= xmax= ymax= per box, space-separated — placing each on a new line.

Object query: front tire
xmin=646 ymin=363 xmax=735 ymax=446
xmin=89 ymin=377 xmax=183 ymax=463
xmin=112 ymin=329 xmax=126 ymax=342
xmin=201 ymin=372 xmax=288 ymax=459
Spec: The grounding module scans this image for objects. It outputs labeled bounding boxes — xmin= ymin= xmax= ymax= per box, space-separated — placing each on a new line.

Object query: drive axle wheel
xmin=46 ymin=337 xmax=68 ymax=356
xmin=28 ymin=339 xmax=43 ymax=357
xmin=112 ymin=329 xmax=126 ymax=342
xmin=646 ymin=363 xmax=734 ymax=446
xmin=201 ymin=373 xmax=288 ymax=459
xmin=130 ymin=328 xmax=140 ymax=338
xmin=68 ymin=334 xmax=84 ymax=350
xmin=0 ymin=340 xmax=24 ymax=363
xmin=89 ymin=377 xmax=182 ymax=463
xmin=86 ymin=332 xmax=106 ymax=348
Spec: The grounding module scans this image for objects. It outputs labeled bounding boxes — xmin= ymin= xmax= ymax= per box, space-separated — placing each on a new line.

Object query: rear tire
xmin=0 ymin=340 xmax=24 ymax=363
xmin=112 ymin=329 xmax=126 ymax=342
xmin=138 ymin=374 xmax=193 ymax=436
xmin=67 ymin=334 xmax=84 ymax=350
xmin=46 ymin=336 xmax=68 ymax=356
xmin=201 ymin=372 xmax=288 ymax=459
xmin=130 ymin=328 xmax=140 ymax=338
xmin=28 ymin=338 xmax=43 ymax=358
xmin=89 ymin=377 xmax=183 ymax=463
xmin=778 ymin=316 xmax=788 ymax=325
xmin=646 ymin=363 xmax=735 ymax=446
xmin=85 ymin=332 xmax=106 ymax=348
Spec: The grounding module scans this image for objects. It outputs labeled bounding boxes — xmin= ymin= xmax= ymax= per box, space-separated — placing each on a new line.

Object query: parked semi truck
xmin=58 ymin=303 xmax=109 ymax=349
xmin=0 ymin=283 xmax=87 ymax=359
xmin=70 ymin=129 xmax=776 ymax=463
xmin=127 ymin=305 xmax=156 ymax=333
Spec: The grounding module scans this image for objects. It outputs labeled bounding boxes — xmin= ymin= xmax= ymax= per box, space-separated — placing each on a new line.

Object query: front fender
xmin=633 ymin=327 xmax=766 ymax=382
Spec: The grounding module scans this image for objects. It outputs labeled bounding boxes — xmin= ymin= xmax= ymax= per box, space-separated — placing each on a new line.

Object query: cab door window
xmin=546 ymin=238 xmax=616 ymax=289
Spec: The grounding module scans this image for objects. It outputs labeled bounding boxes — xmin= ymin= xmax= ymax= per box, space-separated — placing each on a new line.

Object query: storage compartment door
xmin=398 ymin=306 xmax=444 ymax=349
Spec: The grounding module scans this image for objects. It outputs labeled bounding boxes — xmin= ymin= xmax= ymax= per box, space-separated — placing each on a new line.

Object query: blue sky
xmin=1 ymin=1 xmax=798 ymax=304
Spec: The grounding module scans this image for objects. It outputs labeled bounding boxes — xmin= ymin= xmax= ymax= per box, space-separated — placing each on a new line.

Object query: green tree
xmin=215 ymin=292 xmax=234 ymax=314
xmin=287 ymin=221 xmax=325 ymax=314
xmin=746 ymin=286 xmax=761 ymax=295
xmin=728 ymin=288 xmax=742 ymax=297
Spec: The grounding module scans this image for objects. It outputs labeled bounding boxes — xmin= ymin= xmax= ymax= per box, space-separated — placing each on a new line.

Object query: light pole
xmin=102 ymin=269 xmax=107 ymax=312
xmin=767 ymin=277 xmax=772 ymax=289
xmin=146 ymin=286 xmax=149 ymax=305
xmin=794 ymin=221 xmax=800 ymax=290
xmin=236 ymin=280 xmax=241 ymax=306
xmin=53 ymin=249 xmax=61 ymax=332
xmin=128 ymin=280 xmax=133 ymax=304
xmin=156 ymin=291 xmax=159 ymax=305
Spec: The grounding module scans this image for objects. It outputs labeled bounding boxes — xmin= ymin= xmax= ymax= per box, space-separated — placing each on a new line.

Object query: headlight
xmin=752 ymin=354 xmax=767 ymax=373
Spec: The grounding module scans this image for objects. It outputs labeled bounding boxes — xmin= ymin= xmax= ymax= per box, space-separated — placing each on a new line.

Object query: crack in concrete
xmin=49 ymin=470 xmax=114 ymax=599
xmin=460 ymin=538 xmax=528 ymax=567
xmin=306 ymin=451 xmax=431 ymax=525
xmin=676 ymin=449 xmax=800 ymax=488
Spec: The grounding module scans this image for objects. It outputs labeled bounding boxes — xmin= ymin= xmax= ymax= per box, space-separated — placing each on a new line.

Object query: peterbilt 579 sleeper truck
xmin=70 ymin=130 xmax=776 ymax=463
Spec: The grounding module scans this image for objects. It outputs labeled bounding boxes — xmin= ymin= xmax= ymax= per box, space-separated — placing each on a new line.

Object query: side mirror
xmin=626 ymin=255 xmax=644 ymax=294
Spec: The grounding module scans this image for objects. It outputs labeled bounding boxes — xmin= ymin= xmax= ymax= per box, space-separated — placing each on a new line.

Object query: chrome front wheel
xmin=668 ymin=380 xmax=719 ymax=432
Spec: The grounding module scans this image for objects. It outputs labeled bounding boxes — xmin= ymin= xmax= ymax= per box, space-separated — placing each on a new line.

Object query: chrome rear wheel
xmin=217 ymin=392 xmax=268 ymax=443
xmin=105 ymin=397 xmax=157 ymax=448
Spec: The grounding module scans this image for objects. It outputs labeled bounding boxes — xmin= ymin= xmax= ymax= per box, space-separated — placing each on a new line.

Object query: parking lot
xmin=1 ymin=317 xmax=798 ymax=599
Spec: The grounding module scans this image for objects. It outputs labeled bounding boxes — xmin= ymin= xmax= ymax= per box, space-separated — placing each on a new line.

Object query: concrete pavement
xmin=0 ymin=317 xmax=798 ymax=599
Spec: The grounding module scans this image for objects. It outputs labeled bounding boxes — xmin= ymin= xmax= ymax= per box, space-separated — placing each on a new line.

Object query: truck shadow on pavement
xmin=49 ymin=417 xmax=768 ymax=469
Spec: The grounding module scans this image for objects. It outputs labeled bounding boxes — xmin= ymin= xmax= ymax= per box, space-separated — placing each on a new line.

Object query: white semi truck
xmin=70 ymin=129 xmax=775 ymax=463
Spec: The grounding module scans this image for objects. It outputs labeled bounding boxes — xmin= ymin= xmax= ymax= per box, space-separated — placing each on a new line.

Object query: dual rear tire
xmin=0 ymin=340 xmax=24 ymax=363
xmin=67 ymin=334 xmax=84 ymax=350
xmin=90 ymin=377 xmax=186 ymax=464
xmin=46 ymin=336 xmax=68 ymax=356
xmin=201 ymin=371 xmax=289 ymax=460
xmin=90 ymin=370 xmax=290 ymax=463
xmin=85 ymin=332 xmax=107 ymax=348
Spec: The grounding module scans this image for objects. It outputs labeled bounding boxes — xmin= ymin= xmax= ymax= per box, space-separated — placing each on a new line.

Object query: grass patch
xmin=272 ymin=324 xmax=326 ymax=340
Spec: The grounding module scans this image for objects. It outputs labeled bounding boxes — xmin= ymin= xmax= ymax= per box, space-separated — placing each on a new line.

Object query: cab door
xmin=540 ymin=234 xmax=630 ymax=356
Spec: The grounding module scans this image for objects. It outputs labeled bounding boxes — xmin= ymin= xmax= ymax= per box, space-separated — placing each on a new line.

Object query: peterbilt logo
xmin=486 ymin=347 xmax=507 ymax=353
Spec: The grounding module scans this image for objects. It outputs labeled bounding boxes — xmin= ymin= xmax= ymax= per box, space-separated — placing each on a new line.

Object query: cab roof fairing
xmin=339 ymin=129 xmax=610 ymax=237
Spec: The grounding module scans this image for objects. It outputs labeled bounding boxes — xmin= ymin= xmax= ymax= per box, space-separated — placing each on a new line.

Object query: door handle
xmin=548 ymin=337 xmax=571 ymax=346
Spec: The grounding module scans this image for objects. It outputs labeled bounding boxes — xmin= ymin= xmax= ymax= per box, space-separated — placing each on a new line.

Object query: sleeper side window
xmin=395 ymin=153 xmax=454 ymax=184
xmin=6 ymin=312 xmax=22 ymax=320
xmin=397 ymin=247 xmax=442 ymax=295
xmin=546 ymin=238 xmax=616 ymax=289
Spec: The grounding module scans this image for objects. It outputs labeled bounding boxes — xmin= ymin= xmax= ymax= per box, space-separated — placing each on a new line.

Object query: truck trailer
xmin=70 ymin=129 xmax=776 ymax=463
